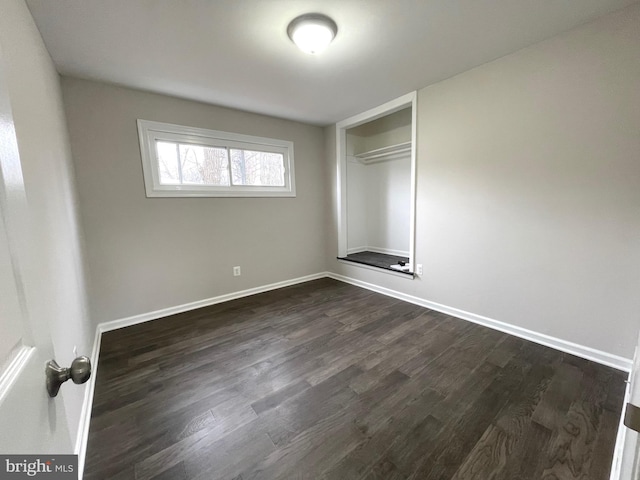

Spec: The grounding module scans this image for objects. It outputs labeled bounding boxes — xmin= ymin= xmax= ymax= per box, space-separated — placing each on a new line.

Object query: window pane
xmin=178 ymin=144 xmax=230 ymax=186
xmin=156 ymin=141 xmax=180 ymax=185
xmin=141 ymin=120 xmax=295 ymax=197
xmin=230 ymin=149 xmax=285 ymax=186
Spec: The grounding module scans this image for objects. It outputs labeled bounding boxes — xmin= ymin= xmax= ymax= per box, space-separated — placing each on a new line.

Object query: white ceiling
xmin=26 ymin=0 xmax=638 ymax=126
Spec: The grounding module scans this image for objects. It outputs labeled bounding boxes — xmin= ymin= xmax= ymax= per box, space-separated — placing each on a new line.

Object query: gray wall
xmin=61 ymin=78 xmax=326 ymax=325
xmin=326 ymin=4 xmax=640 ymax=358
xmin=0 ymin=0 xmax=92 ymax=451
xmin=346 ymin=156 xmax=412 ymax=255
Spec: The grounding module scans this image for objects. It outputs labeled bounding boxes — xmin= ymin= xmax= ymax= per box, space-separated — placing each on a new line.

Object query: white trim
xmin=75 ymin=327 xmax=101 ymax=480
xmin=0 ymin=345 xmax=34 ymax=406
xmin=336 ymin=92 xmax=417 ymax=130
xmin=408 ymin=96 xmax=417 ymax=279
xmin=336 ymin=92 xmax=417 ymax=275
xmin=99 ymin=273 xmax=326 ymax=333
xmin=137 ymin=119 xmax=296 ymax=198
xmin=336 ymin=125 xmax=348 ymax=258
xmin=611 ymin=339 xmax=640 ymax=480
xmin=609 ymin=369 xmax=633 ymax=480
xmin=326 ymin=272 xmax=632 ymax=372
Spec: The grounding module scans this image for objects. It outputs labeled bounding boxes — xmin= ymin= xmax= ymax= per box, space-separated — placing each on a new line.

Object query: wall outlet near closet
xmin=233 ymin=266 xmax=241 ymax=276
xmin=416 ymin=264 xmax=423 ymax=275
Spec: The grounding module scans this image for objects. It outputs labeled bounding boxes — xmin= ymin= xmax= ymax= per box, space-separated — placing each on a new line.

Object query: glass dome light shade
xmin=287 ymin=14 xmax=337 ymax=55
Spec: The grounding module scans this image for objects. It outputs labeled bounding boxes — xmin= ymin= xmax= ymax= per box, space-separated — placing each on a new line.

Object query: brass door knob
xmin=45 ymin=356 xmax=91 ymax=397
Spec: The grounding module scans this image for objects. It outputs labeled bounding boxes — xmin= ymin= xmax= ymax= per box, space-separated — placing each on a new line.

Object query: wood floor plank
xmin=322 ymin=377 xmax=442 ymax=480
xmin=451 ymin=361 xmax=554 ymax=479
xmin=186 ymin=432 xmax=276 ymax=480
xmin=262 ymin=365 xmax=363 ymax=447
xmin=239 ymin=407 xmax=367 ymax=480
xmin=249 ymin=379 xmax=311 ymax=415
xmin=133 ymin=400 xmax=259 ymax=479
xmin=531 ymin=362 xmax=584 ymax=430
xmin=84 ymin=278 xmax=625 ymax=480
xmin=406 ymin=355 xmax=531 ymax=479
xmin=540 ymin=359 xmax=611 ymax=479
xmin=149 ymin=462 xmax=187 ymax=480
xmin=590 ymin=408 xmax=622 ymax=478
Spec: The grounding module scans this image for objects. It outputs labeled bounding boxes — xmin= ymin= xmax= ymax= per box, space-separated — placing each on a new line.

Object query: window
xmin=137 ymin=120 xmax=295 ymax=197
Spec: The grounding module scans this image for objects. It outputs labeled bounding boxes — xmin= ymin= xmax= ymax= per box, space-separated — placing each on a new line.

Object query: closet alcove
xmin=336 ymin=93 xmax=417 ymax=276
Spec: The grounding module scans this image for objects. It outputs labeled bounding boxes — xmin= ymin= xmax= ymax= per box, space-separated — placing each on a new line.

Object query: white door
xmin=0 ymin=38 xmax=72 ymax=454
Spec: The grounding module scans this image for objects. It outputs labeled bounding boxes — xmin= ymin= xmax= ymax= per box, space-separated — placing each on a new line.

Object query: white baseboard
xmin=346 ymin=246 xmax=410 ymax=257
xmin=326 ymin=272 xmax=632 ymax=372
xmin=365 ymin=246 xmax=410 ymax=257
xmin=609 ymin=370 xmax=633 ymax=480
xmin=99 ymin=272 xmax=327 ymax=333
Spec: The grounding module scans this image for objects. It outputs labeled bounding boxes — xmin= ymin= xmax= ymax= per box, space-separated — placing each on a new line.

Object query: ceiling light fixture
xmin=287 ymin=13 xmax=337 ymax=55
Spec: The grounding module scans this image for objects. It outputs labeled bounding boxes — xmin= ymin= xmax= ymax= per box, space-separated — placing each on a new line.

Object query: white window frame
xmin=137 ymin=119 xmax=296 ymax=197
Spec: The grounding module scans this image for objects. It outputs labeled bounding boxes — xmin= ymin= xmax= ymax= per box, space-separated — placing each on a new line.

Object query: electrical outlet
xmin=417 ymin=264 xmax=423 ymax=275
xmin=233 ymin=266 xmax=241 ymax=276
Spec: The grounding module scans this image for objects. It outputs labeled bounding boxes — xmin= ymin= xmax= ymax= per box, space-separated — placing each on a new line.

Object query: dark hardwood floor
xmin=84 ymin=278 xmax=626 ymax=480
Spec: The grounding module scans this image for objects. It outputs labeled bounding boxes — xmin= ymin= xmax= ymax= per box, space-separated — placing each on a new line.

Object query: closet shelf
xmin=353 ymin=141 xmax=411 ymax=164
